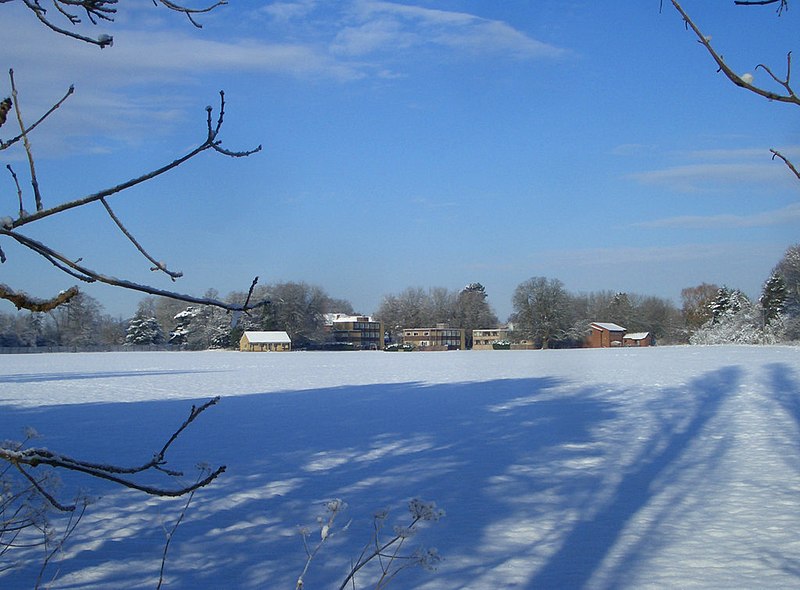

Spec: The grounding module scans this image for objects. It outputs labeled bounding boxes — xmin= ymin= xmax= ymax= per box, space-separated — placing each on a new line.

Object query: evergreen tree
xmin=708 ymin=287 xmax=749 ymax=324
xmin=453 ymin=283 xmax=499 ymax=347
xmin=771 ymin=244 xmax=800 ymax=340
xmin=125 ymin=312 xmax=165 ymax=346
xmin=760 ymin=272 xmax=787 ymax=325
xmin=169 ymin=306 xmax=199 ymax=348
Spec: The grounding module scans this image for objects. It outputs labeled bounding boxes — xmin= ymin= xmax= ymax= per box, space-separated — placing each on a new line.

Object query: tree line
xmin=1 ymin=244 xmax=796 ymax=350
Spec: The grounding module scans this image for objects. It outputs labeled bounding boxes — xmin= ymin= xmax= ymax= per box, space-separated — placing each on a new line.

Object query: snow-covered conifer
xmin=125 ymin=313 xmax=165 ymax=346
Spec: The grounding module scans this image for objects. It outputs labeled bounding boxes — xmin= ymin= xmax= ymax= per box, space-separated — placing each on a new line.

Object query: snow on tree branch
xmin=11 ymin=0 xmax=227 ymax=48
xmin=669 ymin=0 xmax=799 ymax=185
xmin=670 ymin=0 xmax=798 ymax=106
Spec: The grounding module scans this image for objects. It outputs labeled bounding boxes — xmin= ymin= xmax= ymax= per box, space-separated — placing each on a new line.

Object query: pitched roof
xmin=243 ymin=331 xmax=291 ymax=344
xmin=590 ymin=322 xmax=626 ymax=332
xmin=624 ymin=332 xmax=650 ymax=340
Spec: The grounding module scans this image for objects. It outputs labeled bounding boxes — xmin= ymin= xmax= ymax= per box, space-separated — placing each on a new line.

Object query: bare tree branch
xmin=1 ymin=397 xmax=226 ymax=509
xmin=8 ymin=92 xmax=261 ymax=231
xmin=670 ymin=0 xmax=799 ymax=106
xmin=100 ymin=197 xmax=183 ymax=280
xmin=9 ymin=69 xmax=43 ymax=211
xmin=0 ymin=283 xmax=79 ymax=311
xmin=10 ymin=0 xmax=228 ymax=48
xmin=1 ymin=88 xmax=264 ymax=312
xmin=771 ymin=149 xmax=800 ymax=179
xmin=5 ymin=164 xmax=24 ymax=218
xmin=670 ymin=0 xmax=799 ymax=183
xmin=0 ymin=78 xmax=74 ymax=152
xmin=734 ymin=0 xmax=789 ymax=14
xmin=1 ymin=228 xmax=265 ymax=311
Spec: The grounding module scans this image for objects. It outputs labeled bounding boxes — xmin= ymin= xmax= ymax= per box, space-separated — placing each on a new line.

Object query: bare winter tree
xmin=667 ymin=0 xmax=799 ymax=182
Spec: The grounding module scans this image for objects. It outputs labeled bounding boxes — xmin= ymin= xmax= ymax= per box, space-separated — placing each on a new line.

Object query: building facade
xmin=402 ymin=324 xmax=466 ymax=350
xmin=623 ymin=332 xmax=653 ymax=347
xmin=472 ymin=328 xmax=510 ymax=350
xmin=586 ymin=322 xmax=626 ymax=348
xmin=240 ymin=331 xmax=292 ymax=352
xmin=586 ymin=323 xmax=654 ymax=348
xmin=328 ymin=315 xmax=384 ymax=350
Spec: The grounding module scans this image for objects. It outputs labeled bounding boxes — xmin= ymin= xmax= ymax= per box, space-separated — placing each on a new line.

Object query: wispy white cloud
xmin=2 ymin=0 xmax=564 ymax=156
xmin=6 ymin=1 xmax=562 ymax=89
xmin=627 ymin=144 xmax=800 ymax=192
xmin=331 ymin=0 xmax=565 ymax=60
xmin=261 ymin=0 xmax=318 ymax=23
xmin=629 ymin=162 xmax=789 ymax=191
xmin=633 ymin=202 xmax=800 ymax=229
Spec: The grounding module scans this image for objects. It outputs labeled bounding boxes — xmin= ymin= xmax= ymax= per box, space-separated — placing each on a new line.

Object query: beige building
xmin=239 ymin=331 xmax=292 ymax=352
xmin=402 ymin=324 xmax=465 ymax=351
xmin=327 ymin=314 xmax=384 ymax=350
xmin=472 ymin=328 xmax=510 ymax=350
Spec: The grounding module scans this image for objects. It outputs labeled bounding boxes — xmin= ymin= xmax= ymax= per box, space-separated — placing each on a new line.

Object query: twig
xmin=296 ymin=499 xmax=346 ymax=589
xmin=771 ymin=148 xmax=800 ymax=180
xmin=670 ymin=0 xmax=799 ymax=105
xmin=156 ymin=484 xmax=198 ymax=590
xmin=756 ymin=52 xmax=796 ymax=100
xmin=9 ymin=69 xmax=43 ymax=211
xmin=1 ymin=228 xmax=265 ymax=312
xmin=5 ymin=164 xmax=24 ymax=218
xmin=1 ymin=398 xmax=226 ymax=502
xmin=34 ymin=499 xmax=87 ymax=590
xmin=14 ymin=467 xmax=75 ymax=513
xmin=19 ymin=0 xmax=113 ymax=47
xmin=0 ymin=81 xmax=75 ymax=152
xmin=100 ymin=197 xmax=183 ymax=280
xmin=158 ymin=0 xmax=227 ymax=28
xmin=9 ymin=93 xmax=261 ymax=230
xmin=242 ymin=276 xmax=260 ymax=309
xmin=734 ymin=0 xmax=789 ymax=14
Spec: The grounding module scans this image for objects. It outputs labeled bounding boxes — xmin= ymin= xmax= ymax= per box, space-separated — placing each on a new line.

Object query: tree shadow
xmin=527 ymin=366 xmax=739 ymax=589
xmin=0 ymin=368 xmax=224 ymax=385
xmin=0 ymin=365 xmax=744 ymax=589
xmin=765 ymin=362 xmax=800 ymax=442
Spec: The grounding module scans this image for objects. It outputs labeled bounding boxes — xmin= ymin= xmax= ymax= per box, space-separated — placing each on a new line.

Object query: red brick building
xmin=587 ymin=322 xmax=626 ymax=348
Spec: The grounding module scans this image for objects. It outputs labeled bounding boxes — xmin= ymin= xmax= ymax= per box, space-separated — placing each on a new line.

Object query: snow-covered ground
xmin=1 ymin=346 xmax=799 ymax=589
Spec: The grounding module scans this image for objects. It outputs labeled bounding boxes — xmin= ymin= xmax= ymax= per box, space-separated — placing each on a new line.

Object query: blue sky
xmin=1 ymin=0 xmax=798 ymax=321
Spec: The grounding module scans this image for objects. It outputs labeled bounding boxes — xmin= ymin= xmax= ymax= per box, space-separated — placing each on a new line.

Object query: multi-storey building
xmin=472 ymin=328 xmax=511 ymax=350
xmin=402 ymin=324 xmax=465 ymax=351
xmin=328 ymin=314 xmax=384 ymax=350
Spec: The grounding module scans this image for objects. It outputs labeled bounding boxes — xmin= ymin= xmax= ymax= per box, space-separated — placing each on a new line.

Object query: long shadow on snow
xmin=760 ymin=362 xmax=800 ymax=582
xmin=0 ymin=367 xmax=740 ymax=589
xmin=765 ymin=362 xmax=800 ymax=450
xmin=528 ymin=365 xmax=739 ymax=590
xmin=0 ymin=375 xmax=617 ymax=589
xmin=0 ymin=368 xmax=224 ymax=385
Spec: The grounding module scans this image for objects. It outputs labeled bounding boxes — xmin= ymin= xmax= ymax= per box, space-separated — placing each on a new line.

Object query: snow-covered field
xmin=1 ymin=346 xmax=799 ymax=589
